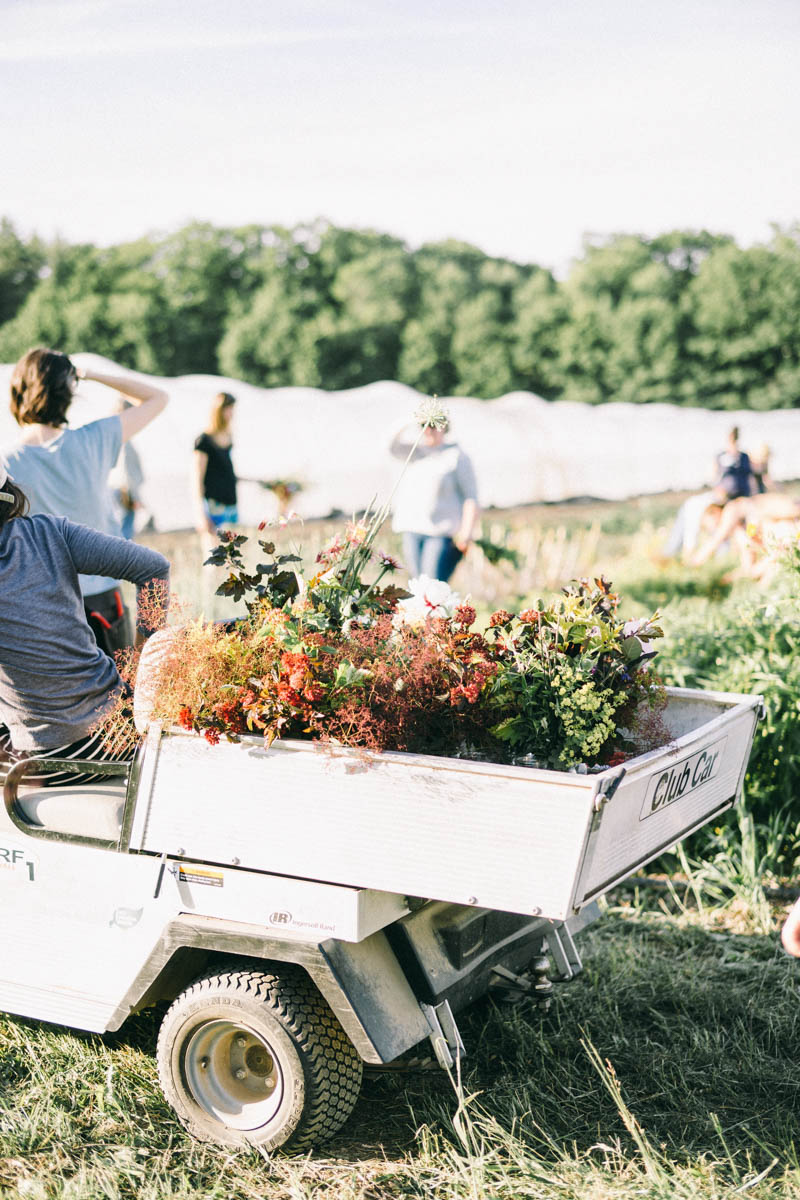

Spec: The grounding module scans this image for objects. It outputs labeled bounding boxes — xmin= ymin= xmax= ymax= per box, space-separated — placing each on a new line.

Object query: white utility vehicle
xmin=1 ymin=686 xmax=761 ymax=1152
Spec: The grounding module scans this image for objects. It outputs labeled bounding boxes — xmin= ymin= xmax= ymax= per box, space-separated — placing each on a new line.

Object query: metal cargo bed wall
xmin=129 ymin=689 xmax=762 ymax=921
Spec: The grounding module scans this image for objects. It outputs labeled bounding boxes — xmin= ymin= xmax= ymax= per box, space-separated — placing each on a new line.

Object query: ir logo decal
xmin=269 ymin=911 xmax=293 ymax=925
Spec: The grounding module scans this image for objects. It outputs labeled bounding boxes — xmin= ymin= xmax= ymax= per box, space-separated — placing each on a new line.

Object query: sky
xmin=2 ymin=0 xmax=799 ymax=275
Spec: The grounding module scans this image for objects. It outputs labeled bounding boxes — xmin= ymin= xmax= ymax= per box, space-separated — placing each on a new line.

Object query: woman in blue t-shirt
xmin=714 ymin=426 xmax=754 ymax=501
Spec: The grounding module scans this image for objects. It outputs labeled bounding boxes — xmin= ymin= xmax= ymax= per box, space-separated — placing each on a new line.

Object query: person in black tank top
xmin=193 ymin=392 xmax=238 ymax=546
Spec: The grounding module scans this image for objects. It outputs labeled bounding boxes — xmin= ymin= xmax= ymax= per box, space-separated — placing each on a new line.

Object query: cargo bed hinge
xmin=420 ymin=999 xmax=465 ymax=1071
xmin=593 ymin=765 xmax=626 ymax=812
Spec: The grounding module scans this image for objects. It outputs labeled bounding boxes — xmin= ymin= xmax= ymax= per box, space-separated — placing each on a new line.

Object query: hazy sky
xmin=3 ymin=0 xmax=798 ymax=273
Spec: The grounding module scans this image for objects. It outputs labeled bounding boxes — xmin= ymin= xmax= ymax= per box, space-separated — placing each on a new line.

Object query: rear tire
xmin=156 ymin=962 xmax=363 ymax=1152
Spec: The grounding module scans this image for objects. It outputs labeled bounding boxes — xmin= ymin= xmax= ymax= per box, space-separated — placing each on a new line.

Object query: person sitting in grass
xmin=689 ymin=491 xmax=800 ymax=576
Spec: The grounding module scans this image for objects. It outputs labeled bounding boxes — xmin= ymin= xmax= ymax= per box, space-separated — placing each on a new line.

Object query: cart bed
xmin=130 ymin=687 xmax=761 ymax=920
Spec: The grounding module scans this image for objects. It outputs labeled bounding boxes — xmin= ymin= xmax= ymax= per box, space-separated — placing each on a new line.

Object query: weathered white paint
xmin=136 ymin=687 xmax=762 ymax=920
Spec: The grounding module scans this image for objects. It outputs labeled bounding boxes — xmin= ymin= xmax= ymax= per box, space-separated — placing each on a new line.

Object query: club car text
xmin=640 ymin=738 xmax=727 ymax=821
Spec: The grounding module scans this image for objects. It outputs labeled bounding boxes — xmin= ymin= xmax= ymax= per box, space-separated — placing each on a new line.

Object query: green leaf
xmin=333 ymin=661 xmax=372 ymax=689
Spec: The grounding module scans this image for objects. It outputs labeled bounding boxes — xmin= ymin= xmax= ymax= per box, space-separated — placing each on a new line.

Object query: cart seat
xmin=16 ymin=781 xmax=126 ymax=841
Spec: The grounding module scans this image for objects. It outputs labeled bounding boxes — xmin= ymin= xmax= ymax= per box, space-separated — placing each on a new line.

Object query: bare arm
xmin=454 ymin=498 xmax=480 ymax=553
xmin=193 ymin=449 xmax=216 ymax=536
xmin=389 ymin=425 xmax=418 ymax=459
xmin=76 ymin=367 xmax=168 ymax=443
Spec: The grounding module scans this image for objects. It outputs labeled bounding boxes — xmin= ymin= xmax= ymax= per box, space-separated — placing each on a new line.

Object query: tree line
xmin=1 ymin=216 xmax=799 ymax=409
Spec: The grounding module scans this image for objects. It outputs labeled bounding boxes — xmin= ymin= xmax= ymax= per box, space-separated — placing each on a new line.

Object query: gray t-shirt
xmin=0 ymin=514 xmax=169 ymax=751
xmin=6 ymin=416 xmax=123 ymax=596
xmin=390 ymin=434 xmax=479 ymax=536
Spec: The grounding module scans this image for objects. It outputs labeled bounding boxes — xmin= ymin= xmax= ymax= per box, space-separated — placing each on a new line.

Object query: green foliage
xmin=482 ymin=579 xmax=664 ymax=768
xmin=657 ymin=570 xmax=800 ymax=832
xmin=0 ymin=218 xmax=45 ymax=326
xmin=2 ymin=216 xmax=800 ymax=406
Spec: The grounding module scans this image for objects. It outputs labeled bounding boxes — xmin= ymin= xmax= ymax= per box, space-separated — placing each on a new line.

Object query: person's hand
xmin=453 ymin=532 xmax=471 ymax=553
xmin=781 ymin=896 xmax=800 ymax=956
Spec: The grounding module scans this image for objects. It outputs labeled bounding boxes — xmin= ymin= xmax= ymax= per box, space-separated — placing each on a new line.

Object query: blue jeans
xmin=402 ymin=533 xmax=463 ymax=583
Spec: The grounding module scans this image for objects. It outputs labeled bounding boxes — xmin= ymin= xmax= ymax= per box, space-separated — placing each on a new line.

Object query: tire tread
xmin=157 ymin=962 xmax=362 ymax=1151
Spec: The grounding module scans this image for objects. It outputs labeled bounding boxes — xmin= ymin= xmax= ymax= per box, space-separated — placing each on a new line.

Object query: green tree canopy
xmin=1 ymin=217 xmax=798 ymax=409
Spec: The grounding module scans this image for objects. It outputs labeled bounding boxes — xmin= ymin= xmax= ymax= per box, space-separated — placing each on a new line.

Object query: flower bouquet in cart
xmin=138 ymin=399 xmax=668 ymax=772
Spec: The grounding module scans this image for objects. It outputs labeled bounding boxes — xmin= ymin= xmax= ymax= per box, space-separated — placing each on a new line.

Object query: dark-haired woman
xmin=0 ymin=456 xmax=169 ymax=784
xmin=6 ymin=348 xmax=169 ymax=657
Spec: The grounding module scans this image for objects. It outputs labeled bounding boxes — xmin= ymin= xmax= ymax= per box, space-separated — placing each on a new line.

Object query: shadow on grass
xmin=326 ymin=913 xmax=800 ymax=1170
xmin=1 ymin=912 xmax=798 ymax=1193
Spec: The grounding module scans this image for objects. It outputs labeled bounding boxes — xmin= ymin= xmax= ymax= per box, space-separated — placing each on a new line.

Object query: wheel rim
xmin=183 ymin=1020 xmax=284 ymax=1131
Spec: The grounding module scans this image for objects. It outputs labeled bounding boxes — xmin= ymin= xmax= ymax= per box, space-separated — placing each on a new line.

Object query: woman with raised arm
xmin=389 ymin=415 xmax=479 ymax=583
xmin=6 ymin=349 xmax=169 ymax=656
xmin=0 ymin=454 xmax=169 ymax=784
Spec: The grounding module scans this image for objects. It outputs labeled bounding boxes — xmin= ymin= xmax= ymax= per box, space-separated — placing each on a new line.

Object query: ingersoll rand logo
xmin=640 ymin=737 xmax=727 ymax=821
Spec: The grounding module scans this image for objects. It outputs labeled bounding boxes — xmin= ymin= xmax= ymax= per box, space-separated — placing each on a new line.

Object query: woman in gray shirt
xmin=0 ymin=456 xmax=169 ymax=782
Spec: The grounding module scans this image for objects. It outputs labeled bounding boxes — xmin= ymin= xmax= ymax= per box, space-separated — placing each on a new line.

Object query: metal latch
xmin=593 ymin=765 xmax=626 ymax=812
xmin=420 ymin=999 xmax=465 ymax=1071
xmin=547 ymin=922 xmax=583 ymax=982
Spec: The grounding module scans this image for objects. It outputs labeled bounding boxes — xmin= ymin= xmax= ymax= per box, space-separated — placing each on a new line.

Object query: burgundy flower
xmin=454 ymin=604 xmax=476 ymax=627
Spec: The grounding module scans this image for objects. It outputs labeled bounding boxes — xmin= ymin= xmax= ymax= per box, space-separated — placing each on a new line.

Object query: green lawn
xmin=2 ymin=899 xmax=799 ymax=1199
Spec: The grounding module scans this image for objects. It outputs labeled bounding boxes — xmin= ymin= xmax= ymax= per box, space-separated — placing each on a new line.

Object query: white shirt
xmin=390 ymin=435 xmax=478 ymax=536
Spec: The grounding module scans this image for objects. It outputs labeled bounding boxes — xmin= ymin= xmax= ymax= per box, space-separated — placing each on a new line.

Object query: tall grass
xmin=1 ymin=907 xmax=799 ymax=1198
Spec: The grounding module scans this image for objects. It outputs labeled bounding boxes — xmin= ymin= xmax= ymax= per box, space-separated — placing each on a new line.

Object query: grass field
xmin=2 ymin=896 xmax=799 ymax=1199
xmin=4 ymin=492 xmax=800 ymax=1198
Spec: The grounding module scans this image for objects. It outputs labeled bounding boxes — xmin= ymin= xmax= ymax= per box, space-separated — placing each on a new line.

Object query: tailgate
xmin=571 ymin=689 xmax=762 ymax=908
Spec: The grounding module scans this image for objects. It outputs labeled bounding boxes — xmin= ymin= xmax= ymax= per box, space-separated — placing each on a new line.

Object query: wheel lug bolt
xmin=199 ymin=1057 xmax=209 ymax=1070
xmin=235 ymin=1068 xmax=247 ymax=1080
xmin=235 ymin=1035 xmax=247 ymax=1048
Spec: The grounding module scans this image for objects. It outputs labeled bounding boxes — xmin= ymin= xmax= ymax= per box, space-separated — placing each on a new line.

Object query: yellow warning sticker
xmin=178 ymin=866 xmax=224 ymax=887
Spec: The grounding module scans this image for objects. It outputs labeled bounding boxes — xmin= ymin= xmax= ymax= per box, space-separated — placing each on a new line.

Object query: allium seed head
xmin=414 ymin=395 xmax=450 ymax=431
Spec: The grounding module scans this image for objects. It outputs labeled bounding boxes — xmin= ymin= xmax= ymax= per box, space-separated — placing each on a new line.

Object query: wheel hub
xmin=184 ymin=1020 xmax=283 ymax=1131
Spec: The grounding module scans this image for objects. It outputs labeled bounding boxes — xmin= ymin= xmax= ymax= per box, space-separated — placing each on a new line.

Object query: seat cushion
xmin=17 ymin=782 xmax=126 ymax=840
